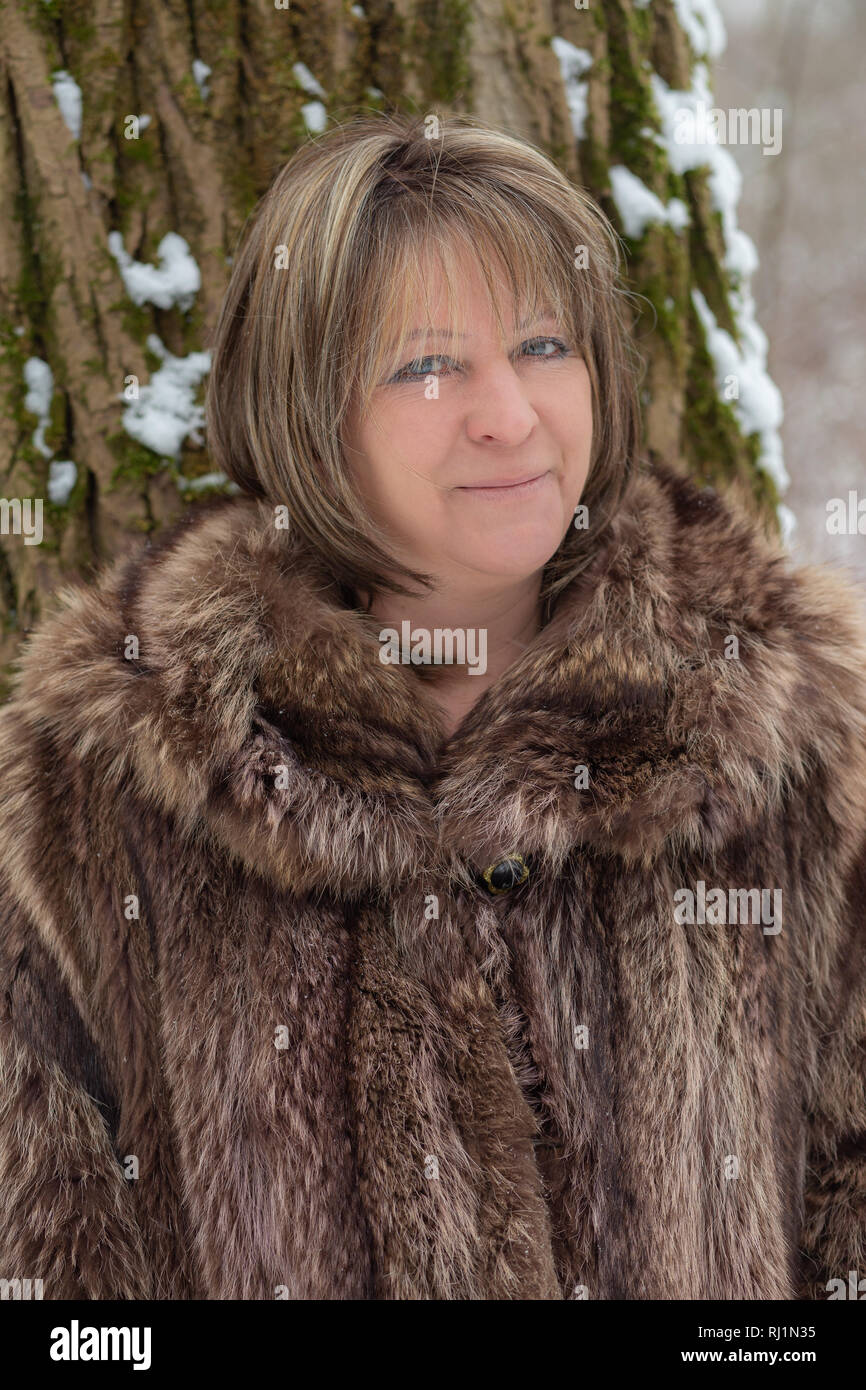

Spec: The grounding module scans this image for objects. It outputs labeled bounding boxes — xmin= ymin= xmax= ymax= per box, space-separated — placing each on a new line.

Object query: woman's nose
xmin=463 ymin=358 xmax=539 ymax=444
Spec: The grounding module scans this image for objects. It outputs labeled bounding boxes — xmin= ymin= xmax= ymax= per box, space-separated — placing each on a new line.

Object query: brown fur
xmin=2 ymin=458 xmax=866 ymax=1299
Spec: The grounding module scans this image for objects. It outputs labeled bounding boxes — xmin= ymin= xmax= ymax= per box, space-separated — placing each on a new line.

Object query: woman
xmin=1 ymin=111 xmax=865 ymax=1301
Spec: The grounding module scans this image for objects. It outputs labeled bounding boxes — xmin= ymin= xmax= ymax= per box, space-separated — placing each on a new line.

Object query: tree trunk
xmin=0 ymin=0 xmax=785 ymax=691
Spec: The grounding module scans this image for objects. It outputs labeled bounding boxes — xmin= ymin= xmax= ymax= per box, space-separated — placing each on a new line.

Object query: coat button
xmin=478 ymin=853 xmax=530 ymax=895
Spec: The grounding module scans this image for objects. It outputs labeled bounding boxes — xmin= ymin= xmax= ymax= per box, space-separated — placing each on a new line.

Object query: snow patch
xmin=610 ymin=165 xmax=690 ymax=239
xmin=175 ymin=470 xmax=239 ymax=494
xmin=23 ymin=357 xmax=78 ymax=502
xmin=692 ymin=289 xmax=787 ymax=493
xmin=636 ymin=0 xmax=726 ymax=58
xmin=551 ymin=37 xmax=593 ymax=142
xmin=51 ymin=70 xmax=82 ymax=141
xmin=47 ymin=460 xmax=77 ymax=504
xmin=649 ymin=63 xmax=788 ymax=515
xmin=301 ymin=101 xmax=328 ymax=134
xmin=23 ymin=358 xmax=55 ymax=460
xmin=650 ymin=65 xmax=756 ymax=280
xmin=293 ymin=63 xmax=327 ymax=99
xmin=671 ymin=0 xmax=726 ymax=59
xmin=776 ymin=504 xmax=797 ymax=548
xmin=192 ymin=60 xmax=211 ymax=101
xmin=108 ymin=230 xmax=201 ymax=312
xmin=118 ymin=334 xmax=211 ymax=460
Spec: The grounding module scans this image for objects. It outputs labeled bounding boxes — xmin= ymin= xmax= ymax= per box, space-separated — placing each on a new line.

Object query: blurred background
xmin=714 ymin=0 xmax=866 ymax=578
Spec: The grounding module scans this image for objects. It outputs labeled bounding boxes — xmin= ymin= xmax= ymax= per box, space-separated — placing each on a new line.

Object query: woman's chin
xmin=442 ymin=528 xmax=567 ymax=581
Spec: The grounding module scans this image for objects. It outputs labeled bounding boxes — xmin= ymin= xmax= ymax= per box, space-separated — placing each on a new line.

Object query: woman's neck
xmin=362 ymin=574 xmax=545 ymax=742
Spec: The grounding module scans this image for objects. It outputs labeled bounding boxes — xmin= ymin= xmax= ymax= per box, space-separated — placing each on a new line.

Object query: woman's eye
xmin=387 ymin=354 xmax=454 ymax=384
xmin=521 ymin=336 xmax=571 ymax=359
xmin=385 ymin=337 xmax=571 ymax=384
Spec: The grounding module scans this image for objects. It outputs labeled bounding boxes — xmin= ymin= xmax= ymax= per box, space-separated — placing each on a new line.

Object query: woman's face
xmin=342 ymin=250 xmax=594 ymax=589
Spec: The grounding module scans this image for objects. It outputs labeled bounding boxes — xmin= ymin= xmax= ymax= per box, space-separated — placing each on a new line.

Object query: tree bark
xmin=0 ymin=0 xmax=783 ymax=691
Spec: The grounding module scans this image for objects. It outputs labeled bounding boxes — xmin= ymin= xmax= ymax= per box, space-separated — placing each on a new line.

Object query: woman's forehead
xmin=380 ymin=249 xmax=560 ymax=340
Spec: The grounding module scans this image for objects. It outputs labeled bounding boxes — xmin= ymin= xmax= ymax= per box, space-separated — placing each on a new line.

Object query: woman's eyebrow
xmin=395 ymin=313 xmax=558 ymax=345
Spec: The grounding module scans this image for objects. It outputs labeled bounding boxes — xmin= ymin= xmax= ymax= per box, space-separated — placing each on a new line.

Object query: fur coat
xmin=2 ymin=458 xmax=866 ymax=1301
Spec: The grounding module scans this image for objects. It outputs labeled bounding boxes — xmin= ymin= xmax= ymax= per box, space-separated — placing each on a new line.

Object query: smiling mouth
xmin=455 ymin=471 xmax=550 ymax=494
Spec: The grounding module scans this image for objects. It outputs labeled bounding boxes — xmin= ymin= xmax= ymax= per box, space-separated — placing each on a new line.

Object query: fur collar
xmin=13 ymin=460 xmax=866 ymax=899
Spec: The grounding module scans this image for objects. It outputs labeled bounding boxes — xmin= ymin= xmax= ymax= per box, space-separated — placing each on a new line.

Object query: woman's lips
xmin=455 ymin=470 xmax=551 ymax=497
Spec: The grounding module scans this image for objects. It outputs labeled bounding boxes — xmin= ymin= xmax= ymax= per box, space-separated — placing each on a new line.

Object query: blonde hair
xmin=205 ymin=110 xmax=643 ymax=613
